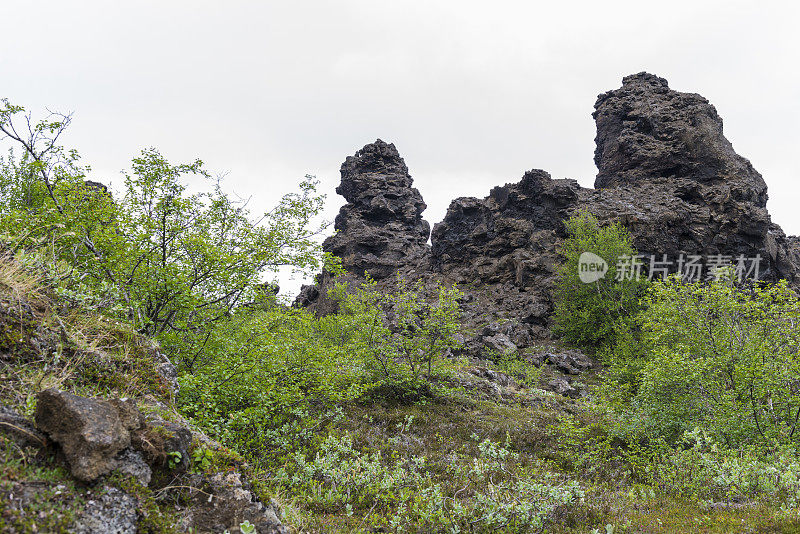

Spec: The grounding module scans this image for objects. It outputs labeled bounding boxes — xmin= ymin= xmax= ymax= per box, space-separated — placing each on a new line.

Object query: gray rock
xmin=544 ymin=351 xmax=592 ymax=375
xmin=35 ymin=389 xmax=142 ymax=482
xmin=110 ymin=448 xmax=152 ymax=487
xmin=71 ymin=486 xmax=137 ymax=534
xmin=467 ymin=367 xmax=517 ymax=388
xmin=132 ymin=414 xmax=193 ymax=472
xmin=482 ymin=333 xmax=517 ymax=356
xmin=153 ymin=350 xmax=180 ymax=397
xmin=547 ymin=378 xmax=580 ymax=399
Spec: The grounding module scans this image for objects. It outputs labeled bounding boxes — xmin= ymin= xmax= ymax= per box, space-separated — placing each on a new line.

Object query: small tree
xmin=635 ymin=276 xmax=800 ymax=448
xmin=553 ymin=211 xmax=648 ymax=351
xmin=338 ymin=277 xmax=462 ymax=397
xmin=0 ymin=99 xmax=330 ymax=369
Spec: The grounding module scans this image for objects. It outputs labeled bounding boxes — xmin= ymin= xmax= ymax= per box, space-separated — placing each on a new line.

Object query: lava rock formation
xmin=298 ymin=72 xmax=800 ymax=350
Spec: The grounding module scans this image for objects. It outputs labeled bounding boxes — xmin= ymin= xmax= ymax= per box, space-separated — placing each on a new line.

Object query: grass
xmin=0 ymin=254 xmax=173 ymax=410
xmin=0 ymin=256 xmax=42 ymax=301
xmin=553 ymin=490 xmax=800 ymax=533
xmin=2 ymin=251 xmax=799 ymax=533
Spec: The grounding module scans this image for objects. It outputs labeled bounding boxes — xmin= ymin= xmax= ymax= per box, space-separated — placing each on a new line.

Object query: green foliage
xmin=633 ymin=277 xmax=800 ymax=448
xmin=0 ymin=99 xmax=329 ymax=369
xmin=166 ymin=451 xmax=183 ymax=470
xmin=337 ymin=277 xmax=462 ymax=399
xmin=178 ymin=277 xmax=462 ymax=466
xmin=656 ymin=428 xmax=800 ymax=508
xmin=190 ymin=447 xmax=214 ymax=473
xmin=496 ymin=350 xmax=543 ymax=388
xmin=177 ymin=303 xmax=368 ymax=464
xmin=553 ymin=212 xmax=648 ymax=351
xmin=276 ymin=432 xmax=583 ymax=533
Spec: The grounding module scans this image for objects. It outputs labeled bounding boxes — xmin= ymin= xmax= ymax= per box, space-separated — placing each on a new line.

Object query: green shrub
xmin=634 ymin=276 xmax=800 ymax=448
xmin=657 ymin=428 xmax=800 ymax=508
xmin=338 ymin=277 xmax=462 ymax=399
xmin=553 ymin=212 xmax=648 ymax=352
xmin=177 ymin=305 xmax=367 ymax=464
xmin=1 ymin=99 xmax=330 ymax=369
xmin=496 ymin=350 xmax=543 ymax=388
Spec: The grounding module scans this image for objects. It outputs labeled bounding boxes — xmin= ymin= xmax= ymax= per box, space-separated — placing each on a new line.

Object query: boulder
xmin=132 ymin=414 xmax=193 ymax=472
xmin=544 ymin=351 xmax=593 ymax=375
xmin=35 ymin=389 xmax=142 ymax=482
xmin=547 ymin=378 xmax=581 ymax=399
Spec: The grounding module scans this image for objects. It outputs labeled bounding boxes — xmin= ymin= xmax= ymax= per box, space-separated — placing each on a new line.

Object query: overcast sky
xmin=3 ymin=1 xmax=799 ymax=295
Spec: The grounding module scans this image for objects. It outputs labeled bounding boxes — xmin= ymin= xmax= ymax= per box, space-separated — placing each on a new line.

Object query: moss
xmin=0 ymin=300 xmax=43 ymax=361
xmin=0 ymin=437 xmax=84 ymax=533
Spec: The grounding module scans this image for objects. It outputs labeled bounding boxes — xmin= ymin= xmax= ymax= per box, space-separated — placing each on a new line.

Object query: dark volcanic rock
xmin=547 ymin=378 xmax=581 ymax=399
xmin=589 ymin=72 xmax=792 ymax=283
xmin=322 ymin=139 xmax=431 ymax=280
xmin=300 ymin=73 xmax=800 ymax=351
xmin=593 ymin=72 xmax=767 ymax=205
xmin=430 ymin=169 xmax=579 ymax=301
xmin=429 ymin=73 xmax=799 ymax=326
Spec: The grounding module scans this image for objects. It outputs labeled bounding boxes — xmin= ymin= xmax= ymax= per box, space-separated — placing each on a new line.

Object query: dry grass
xmin=0 ymin=255 xmax=43 ymax=303
xmin=0 ymin=253 xmax=171 ymax=412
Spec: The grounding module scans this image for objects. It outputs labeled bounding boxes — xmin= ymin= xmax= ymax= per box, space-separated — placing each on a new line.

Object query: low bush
xmin=657 ymin=428 xmax=800 ymax=508
xmin=634 ymin=276 xmax=800 ymax=448
xmin=337 ymin=277 xmax=462 ymax=399
xmin=553 ymin=212 xmax=648 ymax=352
xmin=276 ymin=432 xmax=583 ymax=533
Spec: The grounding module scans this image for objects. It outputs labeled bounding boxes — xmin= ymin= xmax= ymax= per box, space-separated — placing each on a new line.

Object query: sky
xmin=2 ymin=1 xmax=799 ymax=296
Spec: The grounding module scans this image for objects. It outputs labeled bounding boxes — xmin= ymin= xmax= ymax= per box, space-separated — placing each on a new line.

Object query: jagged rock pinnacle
xmin=301 ymin=74 xmax=800 ymax=346
xmin=593 ymin=71 xmax=768 ymax=207
xmin=322 ymin=139 xmax=431 ymax=279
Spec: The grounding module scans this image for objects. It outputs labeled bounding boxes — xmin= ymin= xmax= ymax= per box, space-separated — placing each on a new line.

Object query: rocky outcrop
xmin=432 ymin=73 xmax=797 ymax=281
xmin=590 ymin=72 xmax=794 ymax=283
xmin=322 ymin=139 xmax=431 ymax=280
xmin=26 ymin=388 xmax=290 ymax=533
xmin=299 ymin=73 xmax=800 ymax=370
xmin=593 ymin=73 xmax=767 ymax=196
xmin=429 ymin=73 xmax=799 ymax=327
